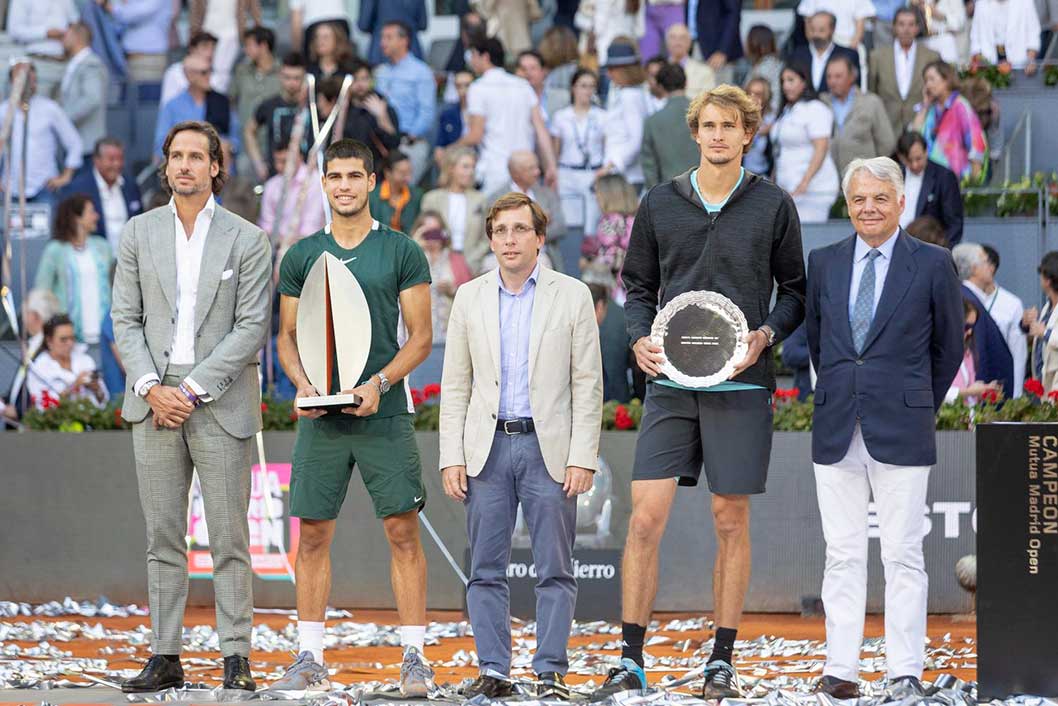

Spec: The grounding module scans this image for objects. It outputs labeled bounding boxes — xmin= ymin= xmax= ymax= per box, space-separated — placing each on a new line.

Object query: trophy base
xmin=296 ymin=393 xmax=362 ymax=414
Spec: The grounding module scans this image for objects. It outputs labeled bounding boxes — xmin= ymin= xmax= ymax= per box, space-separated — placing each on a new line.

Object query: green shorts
xmin=289 ymin=414 xmax=425 ymax=520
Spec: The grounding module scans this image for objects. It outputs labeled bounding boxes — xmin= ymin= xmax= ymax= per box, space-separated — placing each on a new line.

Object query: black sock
xmin=159 ymin=654 xmax=181 ymax=664
xmin=621 ymin=622 xmax=647 ymax=668
xmin=709 ymin=627 xmax=737 ymax=665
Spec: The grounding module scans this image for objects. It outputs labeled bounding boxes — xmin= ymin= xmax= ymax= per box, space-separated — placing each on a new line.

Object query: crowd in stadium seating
xmin=2 ymin=0 xmax=1057 ymax=425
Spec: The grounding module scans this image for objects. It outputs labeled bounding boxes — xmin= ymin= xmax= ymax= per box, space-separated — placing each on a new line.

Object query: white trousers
xmin=813 ymin=425 xmax=930 ymax=682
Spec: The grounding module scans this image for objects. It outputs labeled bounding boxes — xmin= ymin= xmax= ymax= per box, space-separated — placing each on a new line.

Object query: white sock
xmin=400 ymin=625 xmax=426 ymax=655
xmin=298 ymin=620 xmax=325 ymax=665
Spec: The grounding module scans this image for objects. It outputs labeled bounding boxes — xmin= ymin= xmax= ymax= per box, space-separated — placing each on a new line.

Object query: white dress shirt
xmin=964 ymin=279 xmax=1027 ymax=397
xmin=893 ymin=40 xmax=917 ymax=101
xmin=811 ymin=43 xmax=837 ymax=92
xmin=466 ymin=68 xmax=539 ymax=194
xmin=6 ymin=0 xmax=79 ymax=57
xmin=0 ymin=95 xmax=83 ymax=198
xmin=132 ymin=195 xmax=216 ymax=399
xmin=848 ymin=230 xmax=899 ymax=321
xmin=94 ymin=168 xmax=130 ymax=254
xmin=798 ymin=0 xmax=876 ymax=47
xmin=900 ymin=169 xmax=924 ymax=228
xmin=549 ymin=105 xmax=606 ymax=169
xmin=446 ymin=192 xmax=468 ymax=252
xmin=73 ymin=246 xmax=102 ymax=343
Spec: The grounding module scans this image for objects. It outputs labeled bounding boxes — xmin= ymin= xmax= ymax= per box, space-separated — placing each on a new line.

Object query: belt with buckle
xmin=497 ymin=418 xmax=535 ymax=434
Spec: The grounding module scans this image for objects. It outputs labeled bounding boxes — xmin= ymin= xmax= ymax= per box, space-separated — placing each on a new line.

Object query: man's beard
xmin=171 ymin=178 xmax=209 ymax=196
xmin=704 ymin=151 xmax=738 ymax=166
xmin=811 ymin=37 xmax=830 ymax=50
xmin=332 ymin=197 xmax=366 ymax=218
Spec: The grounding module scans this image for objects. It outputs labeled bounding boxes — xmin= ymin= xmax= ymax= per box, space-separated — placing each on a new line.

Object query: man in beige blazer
xmin=420 ymin=182 xmax=488 ymax=273
xmin=439 ymin=192 xmax=603 ymax=700
xmin=868 ymin=8 xmax=940 ymax=137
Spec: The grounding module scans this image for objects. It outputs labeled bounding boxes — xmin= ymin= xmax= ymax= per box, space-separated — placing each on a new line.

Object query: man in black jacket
xmin=590 ymin=86 xmax=805 ymax=702
xmin=897 ymin=131 xmax=964 ymax=246
xmin=788 ymin=11 xmax=861 ymax=95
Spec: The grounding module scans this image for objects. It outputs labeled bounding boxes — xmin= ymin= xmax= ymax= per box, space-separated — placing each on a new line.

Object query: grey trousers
xmin=465 ymin=430 xmax=578 ymax=676
xmin=132 ymin=367 xmax=254 ymax=657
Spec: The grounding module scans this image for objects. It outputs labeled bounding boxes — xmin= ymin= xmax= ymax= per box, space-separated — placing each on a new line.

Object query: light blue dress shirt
xmin=831 ymin=88 xmax=856 ymax=132
xmin=374 ymin=54 xmax=436 ymax=139
xmin=497 ymin=263 xmax=539 ymax=419
xmin=154 ymin=91 xmax=241 ymax=157
xmin=872 ymin=0 xmax=905 ymax=23
xmin=110 ymin=0 xmax=172 ymax=55
xmin=848 ymin=231 xmax=899 ymax=322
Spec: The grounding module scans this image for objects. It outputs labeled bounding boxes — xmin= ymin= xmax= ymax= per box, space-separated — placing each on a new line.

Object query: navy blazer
xmin=695 ymin=0 xmax=744 ymax=62
xmin=788 ymin=43 xmax=862 ymax=95
xmin=910 ymin=161 xmax=964 ymax=246
xmin=62 ymin=166 xmax=143 ymax=245
xmin=806 ymin=230 xmax=964 ymax=466
xmin=961 ymin=284 xmax=1014 ymax=394
xmin=437 ymin=102 xmax=463 ymax=149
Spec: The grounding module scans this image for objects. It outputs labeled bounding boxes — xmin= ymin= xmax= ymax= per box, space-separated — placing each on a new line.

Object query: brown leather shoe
xmin=815 ymin=675 xmax=860 ymax=699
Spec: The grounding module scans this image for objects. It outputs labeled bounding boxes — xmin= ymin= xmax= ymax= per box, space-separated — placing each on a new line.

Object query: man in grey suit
xmin=867 ymin=8 xmax=940 ymax=138
xmin=486 ymin=151 xmax=567 ymax=272
xmin=822 ymin=56 xmax=896 ymax=177
xmin=642 ymin=63 xmax=698 ymax=191
xmin=60 ymin=23 xmax=108 ymax=160
xmin=112 ymin=120 xmax=271 ymax=694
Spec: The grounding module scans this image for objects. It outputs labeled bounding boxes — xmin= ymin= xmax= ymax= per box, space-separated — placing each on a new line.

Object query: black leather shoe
xmin=815 ymin=675 xmax=860 ymax=699
xmin=121 ymin=655 xmax=185 ymax=693
xmin=462 ymin=674 xmax=514 ymax=699
xmin=891 ymin=675 xmax=926 ymax=696
xmin=537 ymin=672 xmax=571 ymax=700
xmin=223 ymin=655 xmax=256 ymax=691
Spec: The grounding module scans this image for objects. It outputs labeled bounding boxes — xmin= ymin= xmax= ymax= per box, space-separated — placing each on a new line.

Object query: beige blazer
xmin=868 ymin=41 xmax=940 ymax=137
xmin=438 ymin=267 xmax=604 ymax=482
xmin=822 ymin=90 xmax=897 ymax=176
xmin=421 ymin=188 xmax=488 ymax=273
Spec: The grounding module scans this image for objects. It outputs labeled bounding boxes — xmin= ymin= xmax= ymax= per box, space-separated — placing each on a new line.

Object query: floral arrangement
xmin=961 ymin=58 xmax=1014 ymax=89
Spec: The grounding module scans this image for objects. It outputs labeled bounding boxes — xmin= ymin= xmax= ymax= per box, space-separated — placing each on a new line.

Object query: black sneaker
xmin=589 ymin=658 xmax=646 ymax=702
xmin=462 ymin=674 xmax=514 ymax=699
xmin=537 ymin=672 xmax=571 ymax=700
xmin=701 ymin=660 xmax=740 ymax=700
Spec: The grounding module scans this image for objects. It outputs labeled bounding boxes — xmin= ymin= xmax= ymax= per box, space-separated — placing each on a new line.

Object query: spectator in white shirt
xmin=289 ymin=0 xmax=349 ymax=59
xmin=797 ymin=0 xmax=875 ymax=51
xmin=458 ymin=36 xmax=557 ymax=198
xmin=909 ymin=0 xmax=967 ymax=63
xmin=970 ymin=0 xmax=1041 ymax=73
xmin=959 ymin=243 xmax=1028 ymax=397
xmin=190 ymin=0 xmax=262 ymax=94
xmin=550 ymin=68 xmax=606 ymax=233
xmin=27 ymin=314 xmax=109 ymax=410
xmin=6 ymin=0 xmax=79 ymax=98
xmin=160 ymin=31 xmax=219 ymax=107
xmin=0 ymin=62 xmax=83 ymax=205
xmin=597 ymin=38 xmax=651 ymax=189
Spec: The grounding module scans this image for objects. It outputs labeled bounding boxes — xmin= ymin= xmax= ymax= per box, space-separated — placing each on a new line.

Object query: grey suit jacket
xmin=868 ymin=42 xmax=940 ymax=137
xmin=111 ymin=204 xmax=272 ymax=439
xmin=61 ymin=51 xmax=108 ymax=154
xmin=822 ymin=90 xmax=897 ymax=176
xmin=641 ymin=94 xmax=698 ymax=190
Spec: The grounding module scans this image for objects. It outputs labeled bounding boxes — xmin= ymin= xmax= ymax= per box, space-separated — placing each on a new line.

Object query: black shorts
xmin=632 ymin=383 xmax=773 ymax=495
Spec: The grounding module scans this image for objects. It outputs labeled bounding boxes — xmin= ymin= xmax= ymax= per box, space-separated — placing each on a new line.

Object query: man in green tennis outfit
xmin=273 ymin=140 xmax=435 ymax=696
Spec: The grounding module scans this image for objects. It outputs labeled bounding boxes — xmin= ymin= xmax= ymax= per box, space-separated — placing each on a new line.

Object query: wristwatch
xmin=758 ymin=325 xmax=777 ymax=347
xmin=139 ymin=379 xmax=159 ymax=398
xmin=373 ymin=372 xmax=391 ymax=395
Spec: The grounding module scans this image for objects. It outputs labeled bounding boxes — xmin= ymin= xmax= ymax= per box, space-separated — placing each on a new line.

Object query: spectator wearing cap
xmin=691 ymin=0 xmax=743 ymax=83
xmin=641 ymin=63 xmax=697 ymax=190
xmin=458 ymin=36 xmax=557 ymax=198
xmin=358 ymin=0 xmax=427 ymax=66
xmin=160 ymin=31 xmax=219 ymax=107
xmin=597 ymin=38 xmax=652 ymax=190
xmin=60 ymin=22 xmax=107 ymax=161
xmin=190 ymin=0 xmax=262 ymax=93
xmin=0 ymin=62 xmax=82 ymax=205
xmin=821 ymin=55 xmax=895 ymax=177
xmin=896 ymin=131 xmax=963 ymax=246
xmin=375 ymin=20 xmax=436 ymax=185
xmin=61 ymin=138 xmax=143 ymax=255
xmin=665 ymin=24 xmax=715 ymax=99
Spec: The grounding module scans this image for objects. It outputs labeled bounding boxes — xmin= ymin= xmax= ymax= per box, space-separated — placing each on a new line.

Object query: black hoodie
xmin=622 ymin=168 xmax=807 ymax=390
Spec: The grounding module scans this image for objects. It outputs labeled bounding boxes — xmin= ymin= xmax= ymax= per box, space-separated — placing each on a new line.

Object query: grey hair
xmin=24 ymin=288 xmax=60 ymax=321
xmin=952 ymin=243 xmax=987 ymax=281
xmin=842 ymin=157 xmax=905 ymax=200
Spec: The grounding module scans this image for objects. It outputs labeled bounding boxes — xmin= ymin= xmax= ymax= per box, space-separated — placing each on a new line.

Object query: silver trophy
xmin=295 ymin=252 xmax=372 ymax=412
xmin=650 ymin=291 xmax=748 ymax=388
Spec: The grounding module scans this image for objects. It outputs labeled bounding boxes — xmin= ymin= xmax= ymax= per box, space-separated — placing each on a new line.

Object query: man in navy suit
xmin=62 ymin=138 xmax=143 ymax=254
xmin=693 ymin=0 xmax=743 ymax=82
xmin=805 ymin=157 xmax=963 ymax=699
xmin=788 ymin=11 xmax=861 ymax=95
xmin=897 ymin=131 xmax=964 ymax=246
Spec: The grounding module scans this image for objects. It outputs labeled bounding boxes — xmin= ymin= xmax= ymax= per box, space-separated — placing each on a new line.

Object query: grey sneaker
xmin=701 ymin=660 xmax=741 ymax=700
xmin=270 ymin=651 xmax=330 ymax=692
xmin=399 ymin=647 xmax=435 ymax=698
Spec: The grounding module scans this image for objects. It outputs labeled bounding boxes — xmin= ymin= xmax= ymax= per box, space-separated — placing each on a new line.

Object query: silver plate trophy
xmin=650 ymin=291 xmax=749 ymax=388
xmin=295 ymin=252 xmax=372 ymax=412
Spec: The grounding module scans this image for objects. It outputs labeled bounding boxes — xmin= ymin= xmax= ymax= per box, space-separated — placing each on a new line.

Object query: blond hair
xmin=686 ymin=84 xmax=762 ymax=154
xmin=437 ymin=145 xmax=477 ymax=189
xmin=594 ymin=174 xmax=639 ymax=216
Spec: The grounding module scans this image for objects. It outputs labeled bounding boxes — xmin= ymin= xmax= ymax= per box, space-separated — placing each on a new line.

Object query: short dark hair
xmin=323 ymin=139 xmax=374 ymax=175
xmin=780 ymin=62 xmax=818 ymax=107
xmin=382 ymin=19 xmax=412 ymax=40
xmin=43 ymin=313 xmax=74 ymax=344
xmin=983 ymin=244 xmax=1000 ymax=271
xmin=656 ymin=62 xmax=686 ymax=92
xmin=1040 ymin=252 xmax=1058 ymax=292
xmin=158 ymin=121 xmax=226 ymax=196
xmin=282 ymin=51 xmax=306 ymax=68
xmin=827 ymin=53 xmax=858 ymax=79
xmin=893 ymin=7 xmax=919 ymax=25
xmin=243 ymin=25 xmax=275 ymax=52
xmin=349 ymin=57 xmax=373 ymax=77
xmin=645 ymin=54 xmax=667 ymax=70
xmin=188 ymin=30 xmax=218 ymax=50
xmin=93 ymin=137 xmax=124 ymax=157
xmin=383 ymin=151 xmax=410 ymax=173
xmin=517 ymin=49 xmax=544 ymax=69
xmin=319 ymin=75 xmax=344 ymax=101
xmin=906 ymin=215 xmax=947 ymax=248
xmin=897 ymin=130 xmax=928 ymax=157
xmin=471 ymin=36 xmax=505 ymax=68
xmin=568 ymin=67 xmax=598 ymax=102
xmin=53 ymin=194 xmax=93 ymax=243
xmin=486 ymin=192 xmax=549 ymax=240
